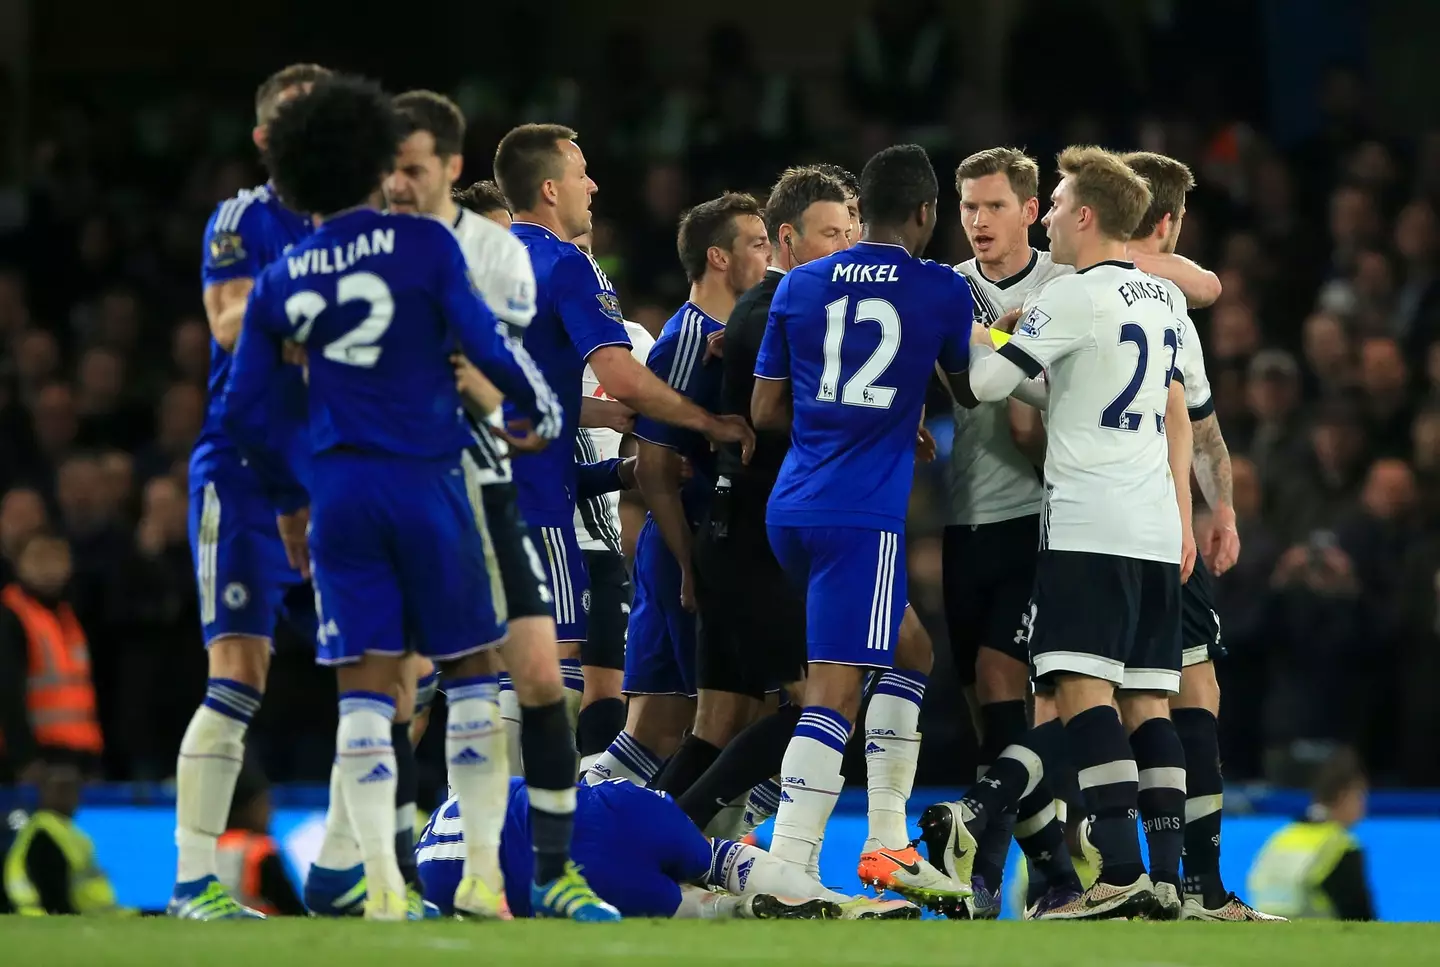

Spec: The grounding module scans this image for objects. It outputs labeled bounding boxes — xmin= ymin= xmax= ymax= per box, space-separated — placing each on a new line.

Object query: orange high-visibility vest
xmin=215 ymin=829 xmax=279 ymax=915
xmin=2 ymin=584 xmax=103 ymax=755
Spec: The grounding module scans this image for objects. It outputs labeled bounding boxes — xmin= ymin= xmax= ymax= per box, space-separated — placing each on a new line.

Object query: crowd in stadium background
xmin=0 ymin=0 xmax=1437 ymax=808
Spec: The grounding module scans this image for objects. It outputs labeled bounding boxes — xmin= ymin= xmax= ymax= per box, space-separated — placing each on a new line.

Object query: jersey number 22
xmin=284 ymin=271 xmax=394 ymax=368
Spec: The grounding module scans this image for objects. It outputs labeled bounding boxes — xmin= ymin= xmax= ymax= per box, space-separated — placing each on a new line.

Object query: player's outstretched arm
xmin=963 ymin=341 xmax=1028 ymax=402
xmin=1192 ymin=413 xmax=1240 ymax=573
xmin=634 ymin=439 xmax=698 ymax=610
xmin=580 ymin=395 xmax=636 ymax=433
xmin=588 ymin=346 xmax=753 ymax=461
xmin=1166 ymin=380 xmax=1196 ymax=582
xmin=1131 ymin=251 xmax=1222 ymax=309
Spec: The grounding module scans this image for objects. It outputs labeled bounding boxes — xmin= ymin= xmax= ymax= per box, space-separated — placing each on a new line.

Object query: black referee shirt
xmin=717 ymin=266 xmax=789 ymax=497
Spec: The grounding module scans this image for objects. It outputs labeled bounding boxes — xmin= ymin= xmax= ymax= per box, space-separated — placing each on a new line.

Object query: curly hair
xmin=266 ymin=74 xmax=403 ymax=217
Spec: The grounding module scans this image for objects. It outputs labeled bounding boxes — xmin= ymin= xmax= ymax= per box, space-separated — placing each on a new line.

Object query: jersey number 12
xmin=1101 ymin=323 xmax=1178 ymax=433
xmin=819 ymin=296 xmax=900 ymax=408
xmin=284 ymin=271 xmax=394 ymax=368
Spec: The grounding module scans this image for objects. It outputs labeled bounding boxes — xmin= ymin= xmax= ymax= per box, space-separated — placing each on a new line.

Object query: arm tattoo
xmin=1190 ymin=414 xmax=1233 ymax=509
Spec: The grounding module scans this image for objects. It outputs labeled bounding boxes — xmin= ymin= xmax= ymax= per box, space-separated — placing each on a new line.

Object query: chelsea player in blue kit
xmin=584 ymin=194 xmax=770 ymax=788
xmin=752 ymin=145 xmax=978 ymax=889
xmin=491 ymin=125 xmax=755 ymax=733
xmin=171 ymin=63 xmax=331 ymax=921
xmin=416 ymin=779 xmax=847 ymax=921
xmin=218 ymin=75 xmax=615 ymax=923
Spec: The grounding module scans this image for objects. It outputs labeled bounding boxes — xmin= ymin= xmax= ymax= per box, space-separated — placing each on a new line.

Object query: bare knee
xmin=625 ymin=695 xmax=695 ymax=759
xmin=692 ymin=690 xmax=761 ymax=746
xmin=894 ymin=608 xmax=934 ymax=676
xmin=975 ymin=647 xmax=1029 ymax=705
xmin=501 ymin=617 xmax=563 ymax=706
xmin=580 ymin=666 xmax=623 ymax=706
xmin=335 ymin=654 xmax=405 ymax=702
xmin=804 ymin=664 xmax=865 ymax=724
xmin=1118 ymin=691 xmax=1171 ymax=733
xmin=1174 ymin=661 xmax=1220 ymax=716
xmin=207 ymin=635 xmax=271 ymax=692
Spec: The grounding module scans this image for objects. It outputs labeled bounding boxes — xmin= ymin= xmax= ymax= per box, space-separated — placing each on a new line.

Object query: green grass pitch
xmin=5 ymin=918 xmax=1439 ymax=967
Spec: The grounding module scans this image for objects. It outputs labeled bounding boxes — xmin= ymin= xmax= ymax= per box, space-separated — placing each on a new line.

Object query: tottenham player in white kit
xmin=927 ymin=148 xmax=1225 ymax=918
xmin=963 ymin=147 xmax=1196 ymax=919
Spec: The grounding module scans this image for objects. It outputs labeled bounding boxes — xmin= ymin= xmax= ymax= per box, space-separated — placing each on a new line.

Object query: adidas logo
xmin=864 ymin=741 xmax=884 ymax=755
xmin=778 ymin=790 xmax=794 ymax=804
xmin=450 ymin=747 xmax=487 ymax=765
xmin=735 ymin=858 xmax=753 ymax=891
xmin=358 ymin=762 xmax=394 ymax=784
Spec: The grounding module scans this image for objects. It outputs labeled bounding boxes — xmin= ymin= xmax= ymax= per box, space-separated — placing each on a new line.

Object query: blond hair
xmin=1056 ymin=145 xmax=1152 ymax=241
xmin=955 ymin=147 xmax=1040 ymax=202
xmin=1122 ymin=151 xmax=1196 ymax=240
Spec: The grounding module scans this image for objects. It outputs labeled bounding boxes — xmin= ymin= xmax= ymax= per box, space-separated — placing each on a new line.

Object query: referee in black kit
xmin=652 ymin=167 xmax=855 ymax=824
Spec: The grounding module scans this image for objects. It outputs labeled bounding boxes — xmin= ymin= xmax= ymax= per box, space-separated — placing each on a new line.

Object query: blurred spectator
xmin=1393 ymin=199 xmax=1440 ymax=355
xmin=170 ymin=317 xmax=211 ymax=386
xmin=0 ymin=486 xmax=48 ymax=584
xmin=1240 ymin=350 xmax=1306 ymax=482
xmin=1269 ymin=400 xmax=1368 ymax=543
xmin=74 ymin=347 xmax=150 ymax=451
xmin=1262 ymin=528 xmax=1370 ymax=781
xmin=1302 ymin=311 xmax=1354 ymax=398
xmin=134 ymin=382 xmax=204 ymax=484
xmin=109 ymin=475 xmax=203 ymax=780
xmin=0 ymin=531 xmax=103 ymax=782
xmin=1357 ymin=336 xmax=1414 ymax=456
xmin=28 ymin=382 xmax=78 ymax=484
xmin=15 ymin=330 xmax=61 ymax=404
xmin=1211 ymin=301 xmax=1262 ymax=364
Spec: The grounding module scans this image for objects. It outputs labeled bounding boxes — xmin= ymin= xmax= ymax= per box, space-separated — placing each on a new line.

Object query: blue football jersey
xmin=193 ymin=183 xmax=313 ymax=484
xmin=755 ymin=240 xmax=973 ymax=529
xmin=221 ymin=208 xmax=560 ymax=511
xmin=506 ymin=222 xmax=632 ymax=527
xmin=631 ymin=303 xmax=726 ymax=525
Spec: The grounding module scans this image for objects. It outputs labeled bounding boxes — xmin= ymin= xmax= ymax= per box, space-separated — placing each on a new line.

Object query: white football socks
xmin=863 ymin=671 xmax=927 ymax=850
xmin=769 ymin=707 xmax=850 ymax=866
xmin=336 ymin=692 xmax=405 ymax=901
xmin=712 ymin=839 xmax=850 ymax=904
xmin=445 ymin=677 xmax=509 ymax=890
xmin=175 ymin=679 xmax=258 ymax=885
xmin=314 ymin=761 xmax=361 ymax=870
xmin=583 ymin=730 xmax=663 ymax=787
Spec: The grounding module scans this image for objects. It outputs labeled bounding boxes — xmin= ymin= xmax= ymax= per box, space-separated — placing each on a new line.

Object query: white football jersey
xmin=1157 ymin=278 xmax=1214 ymax=419
xmin=574 ymin=321 xmax=655 ymax=553
xmin=450 ymin=208 xmax=539 ymax=485
xmin=949 ymin=249 xmax=1070 ymax=526
xmin=1004 ymin=260 xmax=1182 ymax=564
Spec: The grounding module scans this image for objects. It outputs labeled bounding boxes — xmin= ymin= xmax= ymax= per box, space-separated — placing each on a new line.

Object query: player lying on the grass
xmin=416 ymin=777 xmax=919 ymax=920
